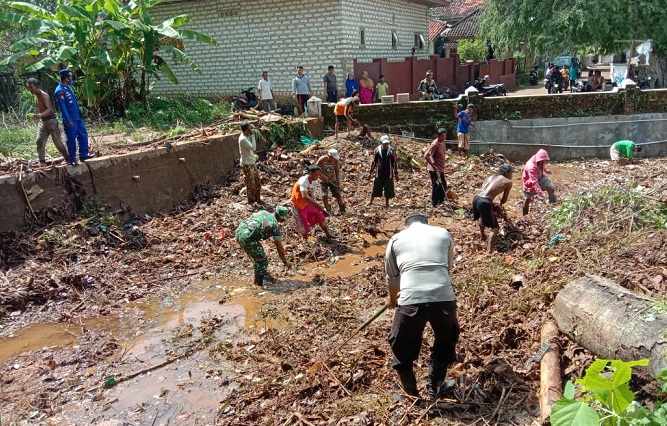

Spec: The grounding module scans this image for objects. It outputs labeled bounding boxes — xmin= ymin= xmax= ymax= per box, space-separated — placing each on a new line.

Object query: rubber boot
xmin=396 ymin=368 xmax=419 ymax=397
xmin=254 ymin=272 xmax=264 ymax=286
xmin=427 ymin=363 xmax=447 ymax=400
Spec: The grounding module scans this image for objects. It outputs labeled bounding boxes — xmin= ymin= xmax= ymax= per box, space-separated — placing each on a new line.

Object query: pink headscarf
xmin=522 ymin=149 xmax=550 ymax=194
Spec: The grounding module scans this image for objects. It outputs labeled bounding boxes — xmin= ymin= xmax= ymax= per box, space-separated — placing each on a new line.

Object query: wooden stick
xmin=539 ymin=320 xmax=562 ymax=423
xmin=91 ymin=350 xmax=193 ymax=392
xmin=292 ymin=412 xmax=316 ymax=426
xmin=321 ymin=361 xmax=351 ymax=396
xmin=17 ymin=164 xmax=38 ymax=222
xmin=397 ymin=396 xmax=420 ymax=425
xmin=138 ymin=271 xmax=201 ymax=286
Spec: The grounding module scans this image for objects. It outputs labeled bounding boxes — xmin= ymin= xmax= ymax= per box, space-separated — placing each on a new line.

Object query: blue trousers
xmin=64 ymin=120 xmax=89 ymax=164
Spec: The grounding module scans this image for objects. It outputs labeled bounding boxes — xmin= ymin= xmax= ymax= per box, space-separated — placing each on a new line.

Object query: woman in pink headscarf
xmin=359 ymin=71 xmax=375 ymax=104
xmin=522 ymin=149 xmax=557 ymax=215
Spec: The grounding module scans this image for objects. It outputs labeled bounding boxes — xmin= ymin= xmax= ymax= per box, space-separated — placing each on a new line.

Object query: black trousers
xmin=429 ymin=171 xmax=448 ymax=206
xmin=388 ymin=301 xmax=459 ymax=383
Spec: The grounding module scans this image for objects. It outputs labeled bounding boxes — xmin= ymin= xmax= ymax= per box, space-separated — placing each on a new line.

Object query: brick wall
xmin=151 ymin=0 xmax=342 ymax=96
xmin=339 ymin=0 xmax=429 ymax=67
xmin=151 ymin=0 xmax=429 ymax=97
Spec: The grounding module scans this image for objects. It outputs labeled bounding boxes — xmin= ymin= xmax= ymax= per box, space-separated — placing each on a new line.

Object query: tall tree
xmin=481 ymin=0 xmax=667 ymax=56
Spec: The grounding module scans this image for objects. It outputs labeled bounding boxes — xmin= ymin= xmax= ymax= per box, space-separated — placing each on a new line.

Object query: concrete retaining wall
xmin=0 ymin=118 xmax=322 ymax=233
xmin=323 ymin=87 xmax=667 ymax=138
xmin=471 ymin=112 xmax=667 ymax=161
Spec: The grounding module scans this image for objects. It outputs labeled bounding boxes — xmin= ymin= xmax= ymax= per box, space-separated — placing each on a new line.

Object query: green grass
xmin=123 ymin=97 xmax=232 ymax=130
xmin=0 ymin=96 xmax=233 ymax=160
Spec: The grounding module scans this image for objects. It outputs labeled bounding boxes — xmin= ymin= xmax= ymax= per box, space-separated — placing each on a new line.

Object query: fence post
xmin=623 ymin=83 xmax=639 ymax=114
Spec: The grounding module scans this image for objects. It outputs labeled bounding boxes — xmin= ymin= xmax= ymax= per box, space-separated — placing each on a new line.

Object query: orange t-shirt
xmin=334 ymin=97 xmax=354 ymax=116
xmin=290 ymin=175 xmax=311 ymax=209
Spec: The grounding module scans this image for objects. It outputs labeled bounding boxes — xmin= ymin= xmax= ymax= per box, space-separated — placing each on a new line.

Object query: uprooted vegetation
xmin=0 ymin=138 xmax=666 ymax=424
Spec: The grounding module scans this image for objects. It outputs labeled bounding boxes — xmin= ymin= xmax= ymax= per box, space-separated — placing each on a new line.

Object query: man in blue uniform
xmin=54 ymin=69 xmax=94 ymax=165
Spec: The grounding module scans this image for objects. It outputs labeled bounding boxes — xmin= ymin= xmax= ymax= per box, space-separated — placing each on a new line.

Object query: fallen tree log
xmin=540 ymin=320 xmax=562 ymax=423
xmin=553 ymin=275 xmax=667 ymax=377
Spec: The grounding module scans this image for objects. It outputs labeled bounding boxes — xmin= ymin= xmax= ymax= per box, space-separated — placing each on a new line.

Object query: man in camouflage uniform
xmin=235 ymin=206 xmax=292 ymax=286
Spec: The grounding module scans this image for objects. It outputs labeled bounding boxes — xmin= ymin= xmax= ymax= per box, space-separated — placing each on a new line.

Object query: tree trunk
xmin=553 ymin=275 xmax=667 ymax=378
xmin=540 ymin=320 xmax=562 ymax=423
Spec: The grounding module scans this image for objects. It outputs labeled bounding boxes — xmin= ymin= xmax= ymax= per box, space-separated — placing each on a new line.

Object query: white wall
xmin=339 ymin=0 xmax=429 ymax=68
xmin=151 ymin=0 xmax=342 ymax=96
xmin=150 ymin=0 xmax=429 ymax=96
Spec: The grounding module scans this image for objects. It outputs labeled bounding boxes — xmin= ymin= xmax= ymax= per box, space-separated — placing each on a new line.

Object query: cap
xmin=498 ymin=163 xmax=513 ymax=176
xmin=328 ymin=148 xmax=340 ymax=160
xmin=58 ymin=69 xmax=71 ymax=78
xmin=437 ymin=128 xmax=447 ymax=135
xmin=380 ymin=135 xmax=391 ymax=144
xmin=275 ymin=205 xmax=290 ymax=219
xmin=405 ymin=212 xmax=428 ymax=225
xmin=307 ymin=164 xmax=321 ymax=173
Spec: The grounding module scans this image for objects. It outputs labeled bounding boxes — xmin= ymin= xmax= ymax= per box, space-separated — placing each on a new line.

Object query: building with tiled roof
xmin=431 ymin=1 xmax=484 ymax=57
xmin=431 ymin=0 xmax=484 ymax=24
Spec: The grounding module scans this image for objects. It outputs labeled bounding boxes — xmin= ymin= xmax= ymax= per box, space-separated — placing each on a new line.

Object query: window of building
xmin=392 ymin=31 xmax=399 ymax=50
xmin=360 ymin=28 xmax=365 ymax=47
xmin=414 ymin=33 xmax=425 ymax=50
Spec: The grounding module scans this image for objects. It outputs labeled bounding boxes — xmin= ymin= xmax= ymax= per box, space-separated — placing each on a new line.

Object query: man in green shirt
xmin=235 ymin=206 xmax=292 ymax=286
xmin=610 ymin=140 xmax=642 ymax=164
xmin=375 ymin=75 xmax=390 ymax=101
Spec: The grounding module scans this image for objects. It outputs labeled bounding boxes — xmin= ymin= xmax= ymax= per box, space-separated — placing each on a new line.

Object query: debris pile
xmin=0 ymin=135 xmax=666 ymax=424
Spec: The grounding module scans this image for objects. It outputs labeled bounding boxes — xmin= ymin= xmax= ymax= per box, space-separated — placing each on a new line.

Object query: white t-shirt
xmin=298 ymin=175 xmax=312 ymax=195
xmin=238 ymin=133 xmax=258 ymax=166
xmin=257 ymin=79 xmax=273 ymax=100
xmin=298 ymin=175 xmax=322 ymax=199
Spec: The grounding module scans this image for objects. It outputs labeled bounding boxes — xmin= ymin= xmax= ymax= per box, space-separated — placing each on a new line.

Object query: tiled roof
xmin=428 ymin=19 xmax=448 ymax=41
xmin=431 ymin=0 xmax=484 ymax=20
xmin=441 ymin=7 xmax=481 ymax=39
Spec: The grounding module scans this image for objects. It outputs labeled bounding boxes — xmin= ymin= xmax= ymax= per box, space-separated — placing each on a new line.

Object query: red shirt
xmin=425 ymin=139 xmax=445 ymax=173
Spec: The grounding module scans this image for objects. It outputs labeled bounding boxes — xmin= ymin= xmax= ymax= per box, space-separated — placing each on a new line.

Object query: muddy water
xmin=0 ymin=278 xmax=267 ymax=365
xmin=0 ymin=323 xmax=80 ymax=364
xmin=3 ymin=228 xmax=394 ymax=423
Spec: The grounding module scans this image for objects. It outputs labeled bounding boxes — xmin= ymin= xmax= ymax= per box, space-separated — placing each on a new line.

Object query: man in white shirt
xmin=238 ymin=121 xmax=260 ymax=204
xmin=385 ymin=212 xmax=458 ymax=399
xmin=257 ymin=71 xmax=275 ymax=112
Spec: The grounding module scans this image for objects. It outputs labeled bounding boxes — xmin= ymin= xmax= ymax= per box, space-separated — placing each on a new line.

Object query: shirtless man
xmin=25 ymin=78 xmax=68 ymax=163
xmin=316 ymin=148 xmax=346 ymax=214
xmin=472 ymin=164 xmax=513 ymax=253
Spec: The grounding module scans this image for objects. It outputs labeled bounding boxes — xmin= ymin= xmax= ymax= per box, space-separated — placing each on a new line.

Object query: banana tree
xmin=0 ymin=0 xmax=215 ymax=113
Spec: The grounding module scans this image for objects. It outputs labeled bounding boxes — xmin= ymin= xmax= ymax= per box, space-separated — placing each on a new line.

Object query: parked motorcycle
xmin=638 ymin=76 xmax=652 ymax=90
xmin=465 ymin=79 xmax=507 ymax=97
xmin=572 ymin=80 xmax=593 ymax=93
xmin=529 ymin=66 xmax=539 ymax=86
xmin=232 ymin=88 xmax=258 ymax=111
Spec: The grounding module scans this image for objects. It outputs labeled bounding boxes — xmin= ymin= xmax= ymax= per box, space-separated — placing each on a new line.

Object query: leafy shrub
xmin=551 ymin=358 xmax=667 ymax=426
xmin=458 ymin=39 xmax=487 ymax=62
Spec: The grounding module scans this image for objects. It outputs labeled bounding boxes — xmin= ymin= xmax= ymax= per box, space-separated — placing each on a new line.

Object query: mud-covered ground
xmin=1 ymin=134 xmax=666 ymax=425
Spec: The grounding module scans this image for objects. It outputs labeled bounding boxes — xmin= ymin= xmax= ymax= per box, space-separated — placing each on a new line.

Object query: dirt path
xmin=1 ymin=136 xmax=665 ymax=424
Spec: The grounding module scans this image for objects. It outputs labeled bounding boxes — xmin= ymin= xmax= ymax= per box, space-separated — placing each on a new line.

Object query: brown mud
xmin=1 ymin=134 xmax=666 ymax=424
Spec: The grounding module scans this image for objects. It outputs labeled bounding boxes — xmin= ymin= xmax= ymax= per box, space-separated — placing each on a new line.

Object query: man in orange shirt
xmin=334 ymin=94 xmax=360 ymax=138
xmin=291 ymin=165 xmax=334 ymax=239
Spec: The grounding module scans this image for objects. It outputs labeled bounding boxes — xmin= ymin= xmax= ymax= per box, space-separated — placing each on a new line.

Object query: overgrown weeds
xmin=124 ymin=97 xmax=231 ymax=130
xmin=550 ymin=185 xmax=667 ymax=235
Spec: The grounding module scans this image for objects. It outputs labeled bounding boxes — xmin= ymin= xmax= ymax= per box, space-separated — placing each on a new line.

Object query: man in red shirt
xmin=424 ymin=129 xmax=448 ymax=206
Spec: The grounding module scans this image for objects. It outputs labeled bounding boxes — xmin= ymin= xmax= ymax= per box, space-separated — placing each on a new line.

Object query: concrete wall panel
xmin=1 ymin=119 xmax=322 ymax=233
